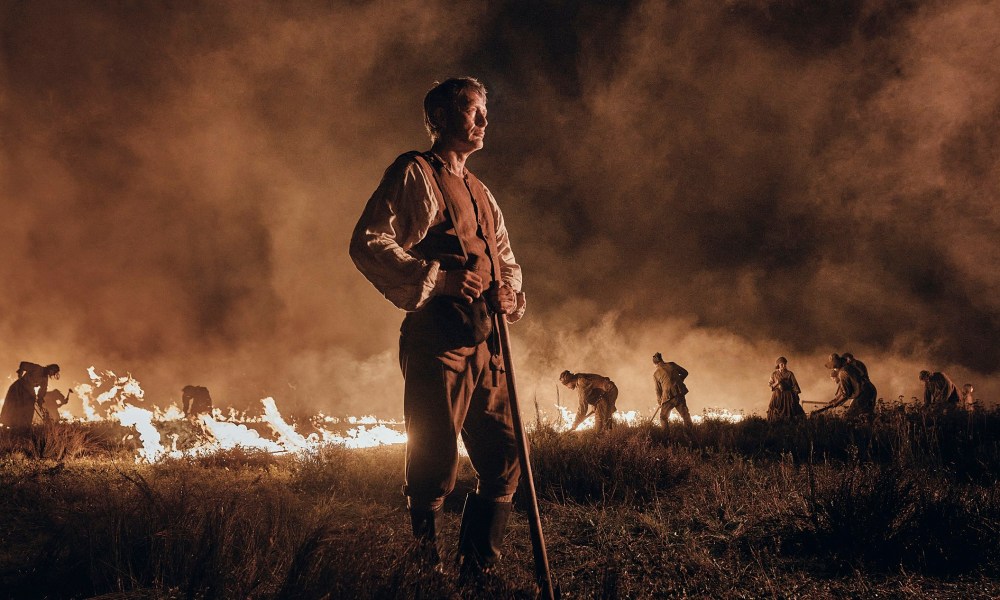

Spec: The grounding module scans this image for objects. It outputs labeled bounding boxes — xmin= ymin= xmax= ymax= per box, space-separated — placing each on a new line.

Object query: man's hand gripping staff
xmin=488 ymin=280 xmax=560 ymax=599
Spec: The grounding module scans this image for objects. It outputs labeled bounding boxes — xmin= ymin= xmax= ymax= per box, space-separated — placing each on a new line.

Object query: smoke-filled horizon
xmin=2 ymin=0 xmax=998 ymax=418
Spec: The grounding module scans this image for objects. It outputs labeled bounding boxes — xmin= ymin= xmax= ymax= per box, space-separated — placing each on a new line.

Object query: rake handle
xmin=494 ymin=311 xmax=557 ymax=600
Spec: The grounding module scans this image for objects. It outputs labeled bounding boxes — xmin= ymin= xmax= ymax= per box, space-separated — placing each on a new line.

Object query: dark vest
xmin=408 ymin=152 xmax=501 ymax=286
xmin=402 ymin=152 xmax=503 ymax=352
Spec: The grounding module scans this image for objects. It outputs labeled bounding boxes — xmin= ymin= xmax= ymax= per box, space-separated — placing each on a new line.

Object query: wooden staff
xmin=493 ymin=308 xmax=559 ymax=600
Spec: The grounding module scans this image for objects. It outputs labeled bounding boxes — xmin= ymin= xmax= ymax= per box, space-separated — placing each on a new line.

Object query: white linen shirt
xmin=350 ymin=153 xmax=525 ymax=320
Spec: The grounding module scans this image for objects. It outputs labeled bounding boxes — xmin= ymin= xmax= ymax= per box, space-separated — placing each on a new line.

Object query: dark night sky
xmin=1 ymin=0 xmax=998 ymax=417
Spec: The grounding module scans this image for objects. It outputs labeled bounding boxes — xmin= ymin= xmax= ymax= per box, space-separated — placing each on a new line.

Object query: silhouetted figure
xmin=559 ymin=370 xmax=618 ymax=431
xmin=767 ymin=357 xmax=805 ymax=421
xmin=181 ymin=385 xmax=213 ymax=418
xmin=350 ymin=77 xmax=525 ymax=577
xmin=961 ymin=383 xmax=976 ymax=410
xmin=653 ymin=352 xmax=692 ymax=427
xmin=815 ymin=354 xmax=875 ymax=420
xmin=1 ymin=362 xmax=60 ymax=432
xmin=919 ymin=370 xmax=960 ymax=408
xmin=841 ymin=352 xmax=877 ymax=420
xmin=39 ymin=389 xmax=71 ymax=422
xmin=842 ymin=352 xmax=868 ymax=380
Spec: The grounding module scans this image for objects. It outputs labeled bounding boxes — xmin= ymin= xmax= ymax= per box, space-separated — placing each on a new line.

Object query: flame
xmin=552 ymin=405 xmax=646 ymax=432
xmin=155 ymin=403 xmax=186 ymax=422
xmin=47 ymin=367 xmax=748 ymax=462
xmin=68 ymin=366 xmax=415 ymax=461
xmin=695 ymin=407 xmax=745 ymax=424
xmin=554 ymin=405 xmax=743 ymax=432
xmin=114 ymin=404 xmax=163 ymax=463
xmin=316 ymin=423 xmax=408 ymax=448
xmin=197 ymin=413 xmax=284 ymax=454
xmin=72 ymin=368 xmax=147 ymax=422
xmin=261 ymin=397 xmax=311 ymax=452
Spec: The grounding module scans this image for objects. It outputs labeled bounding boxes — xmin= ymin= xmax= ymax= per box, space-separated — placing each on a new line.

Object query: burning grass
xmin=2 ymin=408 xmax=1000 ymax=599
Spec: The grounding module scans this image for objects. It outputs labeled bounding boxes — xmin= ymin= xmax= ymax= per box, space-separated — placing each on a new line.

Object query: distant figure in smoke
xmin=181 ymin=385 xmax=213 ymax=418
xmin=842 ymin=352 xmax=868 ymax=380
xmin=815 ymin=354 xmax=875 ymax=420
xmin=766 ymin=357 xmax=804 ymax=421
xmin=826 ymin=352 xmax=840 ymax=383
xmin=653 ymin=353 xmax=692 ymax=428
xmin=350 ymin=77 xmax=526 ymax=577
xmin=919 ymin=370 xmax=961 ymax=408
xmin=1 ymin=362 xmax=60 ymax=432
xmin=961 ymin=383 xmax=977 ymax=410
xmin=39 ymin=389 xmax=72 ymax=422
xmin=840 ymin=352 xmax=877 ymax=420
xmin=559 ymin=370 xmax=618 ymax=432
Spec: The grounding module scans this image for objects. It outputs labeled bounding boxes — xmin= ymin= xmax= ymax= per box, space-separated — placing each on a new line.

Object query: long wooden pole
xmin=494 ymin=312 xmax=557 ymax=599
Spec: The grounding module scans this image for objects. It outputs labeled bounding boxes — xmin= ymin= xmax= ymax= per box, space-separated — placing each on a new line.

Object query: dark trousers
xmin=399 ymin=331 xmax=520 ymax=511
xmin=660 ymin=395 xmax=693 ymax=427
xmin=846 ymin=382 xmax=877 ymax=419
xmin=594 ymin=384 xmax=618 ymax=431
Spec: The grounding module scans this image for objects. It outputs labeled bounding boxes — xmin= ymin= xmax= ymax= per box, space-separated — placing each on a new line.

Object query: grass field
xmin=2 ymin=407 xmax=999 ymax=599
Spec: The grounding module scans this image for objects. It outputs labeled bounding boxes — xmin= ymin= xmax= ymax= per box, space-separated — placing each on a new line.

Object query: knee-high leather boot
xmin=457 ymin=493 xmax=513 ymax=577
xmin=409 ymin=506 xmax=442 ymax=566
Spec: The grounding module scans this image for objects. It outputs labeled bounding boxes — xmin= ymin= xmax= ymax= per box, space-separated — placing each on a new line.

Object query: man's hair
xmin=652 ymin=352 xmax=663 ymax=364
xmin=559 ymin=370 xmax=573 ymax=383
xmin=919 ymin=370 xmax=931 ymax=381
xmin=775 ymin=356 xmax=788 ymax=366
xmin=423 ymin=77 xmax=487 ymax=141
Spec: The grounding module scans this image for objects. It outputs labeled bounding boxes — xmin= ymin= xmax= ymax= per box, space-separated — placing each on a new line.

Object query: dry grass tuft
xmin=1 ymin=408 xmax=999 ymax=598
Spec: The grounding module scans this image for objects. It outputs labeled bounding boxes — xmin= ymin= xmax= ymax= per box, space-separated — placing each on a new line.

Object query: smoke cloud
xmin=1 ymin=0 xmax=997 ymax=418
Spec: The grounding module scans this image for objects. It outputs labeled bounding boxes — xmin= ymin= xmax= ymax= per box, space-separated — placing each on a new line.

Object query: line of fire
xmin=0 ymin=364 xmax=748 ymax=463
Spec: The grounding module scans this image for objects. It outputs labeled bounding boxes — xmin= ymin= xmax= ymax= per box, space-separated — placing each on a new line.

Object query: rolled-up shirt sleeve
xmin=485 ymin=187 xmax=527 ymax=322
xmin=349 ymin=155 xmax=443 ymax=311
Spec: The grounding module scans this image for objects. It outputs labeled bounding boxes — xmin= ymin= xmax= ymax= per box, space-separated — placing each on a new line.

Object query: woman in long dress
xmin=767 ymin=357 xmax=804 ymax=421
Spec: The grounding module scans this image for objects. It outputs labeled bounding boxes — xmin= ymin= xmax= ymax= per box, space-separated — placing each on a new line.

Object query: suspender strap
xmin=409 ymin=152 xmax=501 ymax=283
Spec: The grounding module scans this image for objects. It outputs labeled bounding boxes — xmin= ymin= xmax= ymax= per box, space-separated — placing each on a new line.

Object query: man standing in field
xmin=653 ymin=353 xmax=693 ymax=428
xmin=350 ymin=77 xmax=526 ymax=578
xmin=919 ymin=370 xmax=961 ymax=408
xmin=1 ymin=362 xmax=60 ymax=432
xmin=559 ymin=370 xmax=618 ymax=432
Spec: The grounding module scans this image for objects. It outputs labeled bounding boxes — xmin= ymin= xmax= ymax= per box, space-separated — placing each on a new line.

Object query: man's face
xmin=440 ymin=89 xmax=487 ymax=152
